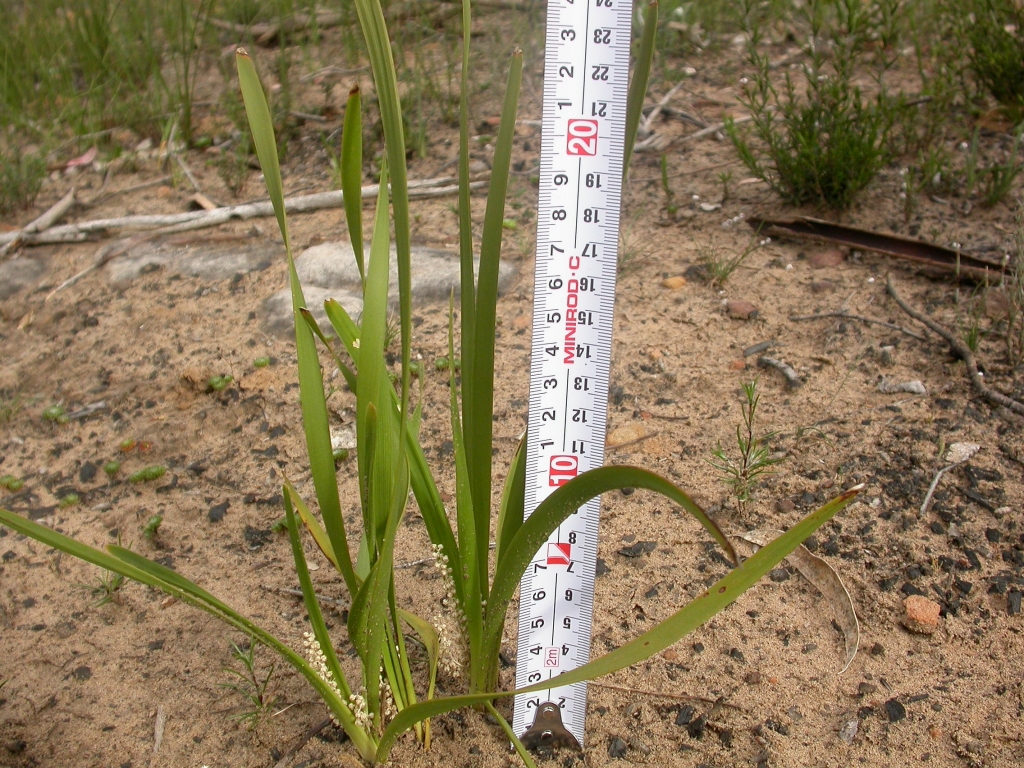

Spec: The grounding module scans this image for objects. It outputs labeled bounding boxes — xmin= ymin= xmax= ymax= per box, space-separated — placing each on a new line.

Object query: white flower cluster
xmin=722 ymin=211 xmax=746 ymax=229
xmin=432 ymin=543 xmax=469 ymax=678
xmin=348 ymin=689 xmax=373 ymax=732
xmin=380 ymin=676 xmax=396 ymax=723
xmin=303 ymin=631 xmax=345 ymax=727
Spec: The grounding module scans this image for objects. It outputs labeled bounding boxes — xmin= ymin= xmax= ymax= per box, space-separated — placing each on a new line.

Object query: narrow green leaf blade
xmin=236 ymin=49 xmax=290 ymax=253
xmin=623 ymin=1 xmax=658 ymax=180
xmin=342 ymin=85 xmax=365 ymax=282
xmin=494 ymin=431 xmax=526 ymax=570
xmin=374 ymin=486 xmax=862 ymax=761
xmin=466 ymin=50 xmax=524 ymax=588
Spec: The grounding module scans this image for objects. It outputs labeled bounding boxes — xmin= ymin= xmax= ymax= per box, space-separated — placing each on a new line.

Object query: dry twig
xmin=0 ymin=188 xmax=77 ymax=258
xmin=789 ymin=309 xmax=926 ymax=341
xmin=757 ymin=356 xmax=802 ymax=388
xmin=886 ymin=277 xmax=1024 ymax=417
xmin=2 ymin=177 xmax=481 ymax=247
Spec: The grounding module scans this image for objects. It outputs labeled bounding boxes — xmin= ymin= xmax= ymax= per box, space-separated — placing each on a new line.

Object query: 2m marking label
xmin=513 ymin=0 xmax=634 ymax=749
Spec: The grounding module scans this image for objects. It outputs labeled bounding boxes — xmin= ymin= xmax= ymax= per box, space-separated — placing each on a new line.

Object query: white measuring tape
xmin=513 ymin=0 xmax=634 ymax=750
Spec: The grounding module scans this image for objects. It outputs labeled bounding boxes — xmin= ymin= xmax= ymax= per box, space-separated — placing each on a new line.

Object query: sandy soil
xmin=2 ymin=18 xmax=1023 ymax=768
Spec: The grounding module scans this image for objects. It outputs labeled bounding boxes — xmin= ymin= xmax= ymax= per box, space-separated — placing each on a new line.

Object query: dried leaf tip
xmin=349 ymin=84 xmax=360 ymax=96
xmin=236 ymin=47 xmax=249 ymax=58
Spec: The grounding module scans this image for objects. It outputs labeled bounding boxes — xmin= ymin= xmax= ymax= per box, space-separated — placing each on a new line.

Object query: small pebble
xmin=839 ymin=719 xmax=858 ymax=743
xmin=769 ymin=568 xmax=790 ymax=582
xmin=1009 ymin=590 xmax=1022 ymax=615
xmin=661 ymin=276 xmax=687 ymax=289
xmin=726 ymin=300 xmax=759 ymax=320
xmin=608 ymin=736 xmax=628 ymax=759
xmin=902 ymin=595 xmax=941 ymax=634
xmin=884 ymin=699 xmax=906 ymax=723
xmin=775 ymin=498 xmax=796 ymax=514
xmin=728 ymin=359 xmax=746 ymax=370
xmin=808 ymin=249 xmax=845 ymax=268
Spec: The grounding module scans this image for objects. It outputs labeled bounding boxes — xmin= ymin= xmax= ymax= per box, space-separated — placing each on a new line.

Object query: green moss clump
xmin=208 ymin=375 xmax=234 ymax=391
xmin=0 ymin=475 xmax=24 ymax=491
xmin=42 ymin=405 xmax=68 ymax=424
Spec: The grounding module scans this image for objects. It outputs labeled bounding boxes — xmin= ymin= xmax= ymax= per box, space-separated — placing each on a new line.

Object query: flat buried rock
xmin=295 ymin=242 xmax=517 ymax=302
xmin=0 ymin=257 xmax=47 ymax=300
xmin=262 ymin=285 xmax=363 ymax=338
xmin=106 ymin=238 xmax=281 ymax=287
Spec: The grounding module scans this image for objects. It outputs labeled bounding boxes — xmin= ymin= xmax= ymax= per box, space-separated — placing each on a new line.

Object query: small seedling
xmin=253 ymin=356 xmax=271 ymax=368
xmin=332 ymin=447 xmax=350 ymax=463
xmin=699 ymin=231 xmax=770 ymax=287
xmin=271 ymin=517 xmax=288 ymax=533
xmin=142 ymin=514 xmax=163 ymax=540
xmin=59 ymin=493 xmax=80 ymax=509
xmin=103 ymin=461 xmax=122 ymax=477
xmin=0 ymin=393 xmax=23 ymax=423
xmin=0 ymin=475 xmax=24 ymax=492
xmin=120 ymin=440 xmax=137 ymax=453
xmin=129 ymin=466 xmax=167 ymax=484
xmin=42 ymin=405 xmax=68 ymax=424
xmin=708 ymin=379 xmax=785 ymax=503
xmin=982 ymin=131 xmax=1023 ymax=207
xmin=79 ymin=569 xmax=126 ymax=607
xmin=208 ymin=375 xmax=234 ymax=392
xmin=501 ymin=217 xmax=518 ymax=230
xmin=219 ymin=639 xmax=278 ymax=728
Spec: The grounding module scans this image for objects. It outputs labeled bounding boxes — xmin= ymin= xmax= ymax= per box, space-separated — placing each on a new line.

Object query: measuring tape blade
xmin=513 ymin=0 xmax=634 ymax=749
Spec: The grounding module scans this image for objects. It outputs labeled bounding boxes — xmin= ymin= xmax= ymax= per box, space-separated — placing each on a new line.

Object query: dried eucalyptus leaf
xmin=741 ymin=528 xmax=859 ymax=674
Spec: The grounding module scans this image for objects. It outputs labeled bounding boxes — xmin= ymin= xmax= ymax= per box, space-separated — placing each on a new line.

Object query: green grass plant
xmin=0 ymin=1 xmax=864 ymax=763
xmin=220 ymin=638 xmax=279 ymax=728
xmin=0 ymin=149 xmax=46 ymax=215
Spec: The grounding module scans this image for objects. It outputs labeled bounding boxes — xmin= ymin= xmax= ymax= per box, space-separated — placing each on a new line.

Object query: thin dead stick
xmin=590 ymin=681 xmax=742 ymax=710
xmin=886 ymin=276 xmax=1024 ymax=417
xmin=3 ymin=177 xmax=482 ymax=247
xmin=607 ymin=430 xmax=660 ymax=452
xmin=640 ymin=82 xmax=686 ymax=136
xmin=789 ymin=309 xmax=927 ymax=341
xmin=173 ymin=154 xmax=202 ymax=194
xmin=631 ymin=159 xmax=738 ymax=183
xmin=260 ymin=584 xmax=348 ymax=607
xmin=44 ymin=235 xmax=155 ymax=302
xmin=85 ymin=175 xmax=173 ymax=207
xmin=679 ymin=114 xmax=754 ymax=143
xmin=757 ymin=356 xmax=802 ymax=388
xmin=153 ymin=705 xmax=166 ymax=754
xmin=0 ymin=188 xmax=77 ymax=258
xmin=272 ymin=717 xmax=332 ymax=768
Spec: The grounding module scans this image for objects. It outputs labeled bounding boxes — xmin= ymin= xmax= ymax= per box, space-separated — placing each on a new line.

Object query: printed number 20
xmin=566 ymin=119 xmax=597 ymax=156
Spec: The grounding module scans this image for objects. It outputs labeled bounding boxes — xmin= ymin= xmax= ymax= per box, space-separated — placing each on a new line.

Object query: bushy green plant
xmin=726 ymin=0 xmax=899 ymax=210
xmin=0 ymin=149 xmax=45 ymax=215
xmin=964 ymin=0 xmax=1024 ymax=117
xmin=0 ymin=2 xmax=863 ymax=764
